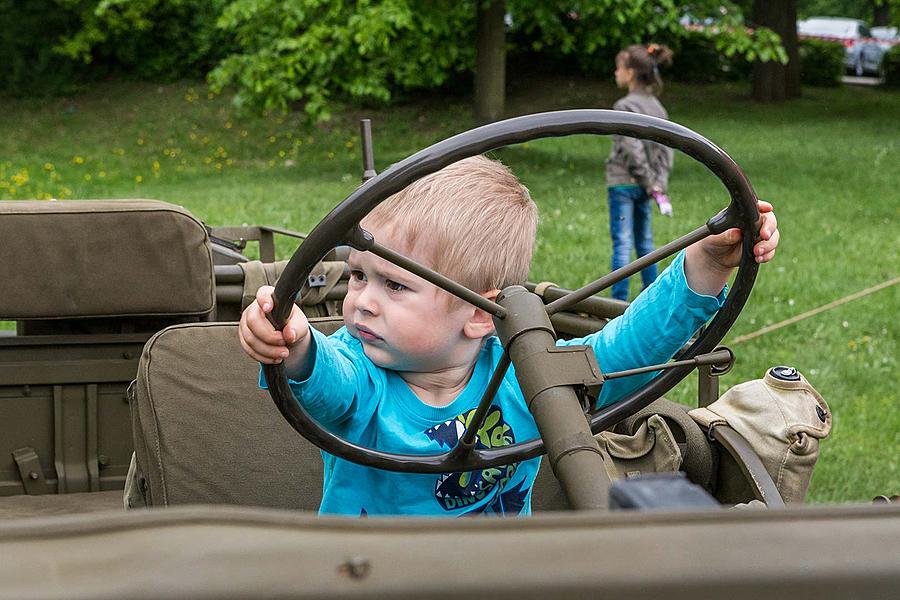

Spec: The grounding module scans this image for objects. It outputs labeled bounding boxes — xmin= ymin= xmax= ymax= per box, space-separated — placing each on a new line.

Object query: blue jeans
xmin=607 ymin=185 xmax=657 ymax=301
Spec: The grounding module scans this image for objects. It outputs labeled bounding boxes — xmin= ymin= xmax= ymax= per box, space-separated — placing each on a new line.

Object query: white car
xmin=871 ymin=26 xmax=899 ymax=51
xmin=798 ymin=16 xmax=885 ymax=76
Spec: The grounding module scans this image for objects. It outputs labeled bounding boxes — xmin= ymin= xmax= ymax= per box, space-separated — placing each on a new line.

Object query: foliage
xmin=207 ymin=0 xmax=475 ymax=119
xmin=798 ymin=38 xmax=845 ymax=86
xmin=883 ymin=44 xmax=900 ymax=86
xmin=2 ymin=0 xmax=789 ymax=116
xmin=664 ymin=29 xmax=755 ymax=83
xmin=0 ymin=0 xmax=95 ymax=95
xmin=0 ymin=0 xmax=230 ymax=97
xmin=54 ymin=0 xmax=232 ymax=80
xmin=210 ymin=0 xmax=787 ymax=120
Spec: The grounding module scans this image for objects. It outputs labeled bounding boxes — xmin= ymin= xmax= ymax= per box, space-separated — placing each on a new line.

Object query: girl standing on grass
xmin=606 ymin=43 xmax=674 ymax=302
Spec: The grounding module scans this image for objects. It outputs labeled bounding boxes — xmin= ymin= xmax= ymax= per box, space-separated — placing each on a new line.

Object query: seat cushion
xmin=131 ymin=322 xmax=327 ymax=510
xmin=0 ymin=199 xmax=214 ymax=319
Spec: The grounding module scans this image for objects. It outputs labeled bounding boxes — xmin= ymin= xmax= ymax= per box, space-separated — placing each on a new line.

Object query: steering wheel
xmin=264 ymin=109 xmax=759 ymax=476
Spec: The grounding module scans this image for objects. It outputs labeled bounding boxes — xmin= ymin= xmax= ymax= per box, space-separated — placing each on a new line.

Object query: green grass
xmin=1 ymin=76 xmax=897 ymax=503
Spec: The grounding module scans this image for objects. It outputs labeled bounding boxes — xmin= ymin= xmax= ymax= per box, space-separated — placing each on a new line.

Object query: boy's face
xmin=342 ymin=222 xmax=480 ymax=373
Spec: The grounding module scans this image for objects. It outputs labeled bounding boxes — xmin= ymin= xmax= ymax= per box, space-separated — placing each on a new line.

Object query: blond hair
xmin=364 ymin=155 xmax=537 ymax=295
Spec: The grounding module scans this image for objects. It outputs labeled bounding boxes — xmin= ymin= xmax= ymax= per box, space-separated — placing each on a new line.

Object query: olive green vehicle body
xmin=1 ymin=165 xmax=898 ymax=595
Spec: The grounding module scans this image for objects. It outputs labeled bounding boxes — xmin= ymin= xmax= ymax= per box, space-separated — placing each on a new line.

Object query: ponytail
xmin=619 ymin=43 xmax=673 ymax=92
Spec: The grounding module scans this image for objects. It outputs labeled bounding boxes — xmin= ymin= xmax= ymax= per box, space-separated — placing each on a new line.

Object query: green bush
xmin=668 ymin=30 xmax=727 ymax=83
xmin=0 ymin=1 xmax=96 ymax=96
xmin=882 ymin=45 xmax=900 ymax=88
xmin=0 ymin=0 xmax=231 ymax=96
xmin=799 ymin=38 xmax=845 ymax=87
xmin=56 ymin=0 xmax=232 ymax=82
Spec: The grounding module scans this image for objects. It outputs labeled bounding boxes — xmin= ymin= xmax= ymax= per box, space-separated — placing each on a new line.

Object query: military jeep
xmin=0 ymin=111 xmax=897 ymax=599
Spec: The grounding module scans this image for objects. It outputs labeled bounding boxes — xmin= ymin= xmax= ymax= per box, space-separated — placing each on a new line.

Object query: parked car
xmin=871 ymin=26 xmax=899 ymax=51
xmin=798 ymin=16 xmax=885 ymax=76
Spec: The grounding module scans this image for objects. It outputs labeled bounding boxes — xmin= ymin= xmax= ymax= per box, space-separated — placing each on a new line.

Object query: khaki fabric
xmin=614 ymin=398 xmax=715 ymax=491
xmin=532 ymin=414 xmax=682 ymax=511
xmin=689 ymin=368 xmax=831 ymax=504
xmin=129 ymin=322 xmax=323 ymax=510
xmin=0 ymin=199 xmax=214 ymax=319
xmin=238 ymin=260 xmax=345 ymax=317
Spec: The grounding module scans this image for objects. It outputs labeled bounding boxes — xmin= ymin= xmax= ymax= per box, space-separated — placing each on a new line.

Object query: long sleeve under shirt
xmin=261 ymin=251 xmax=724 ymax=517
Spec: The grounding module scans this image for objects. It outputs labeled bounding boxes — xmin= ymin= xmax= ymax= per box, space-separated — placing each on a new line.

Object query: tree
xmin=752 ymin=0 xmax=801 ymax=102
xmin=53 ymin=0 xmax=791 ymax=121
xmin=475 ymin=0 xmax=506 ymax=124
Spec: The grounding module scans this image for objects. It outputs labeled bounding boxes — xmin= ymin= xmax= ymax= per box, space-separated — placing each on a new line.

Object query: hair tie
xmin=647 ymin=44 xmax=658 ymax=55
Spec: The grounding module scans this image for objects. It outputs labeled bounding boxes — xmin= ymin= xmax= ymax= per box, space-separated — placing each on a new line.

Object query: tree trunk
xmin=475 ymin=0 xmax=506 ymax=124
xmin=872 ymin=1 xmax=890 ymax=27
xmin=752 ymin=0 xmax=800 ymax=102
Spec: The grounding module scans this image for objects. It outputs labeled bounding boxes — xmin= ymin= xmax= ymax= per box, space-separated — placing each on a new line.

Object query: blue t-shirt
xmin=261 ymin=251 xmax=724 ymax=517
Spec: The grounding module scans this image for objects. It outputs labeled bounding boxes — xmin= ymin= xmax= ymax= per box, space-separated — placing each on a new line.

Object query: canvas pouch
xmin=689 ymin=367 xmax=831 ymax=504
xmin=597 ymin=414 xmax=683 ymax=480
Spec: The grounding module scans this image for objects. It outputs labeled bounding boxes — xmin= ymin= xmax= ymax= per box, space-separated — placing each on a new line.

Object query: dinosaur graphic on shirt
xmin=424 ymin=407 xmax=526 ymax=514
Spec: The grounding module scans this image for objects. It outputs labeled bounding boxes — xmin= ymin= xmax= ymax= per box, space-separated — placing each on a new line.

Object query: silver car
xmin=798 ymin=17 xmax=885 ymax=76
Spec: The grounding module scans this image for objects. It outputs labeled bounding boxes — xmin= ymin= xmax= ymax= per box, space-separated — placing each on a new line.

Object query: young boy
xmin=239 ymin=155 xmax=779 ymax=517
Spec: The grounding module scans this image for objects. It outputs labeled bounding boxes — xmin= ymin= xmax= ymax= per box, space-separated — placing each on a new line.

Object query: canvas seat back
xmin=0 ymin=200 xmax=216 ymax=497
xmin=127 ymin=320 xmax=344 ymax=510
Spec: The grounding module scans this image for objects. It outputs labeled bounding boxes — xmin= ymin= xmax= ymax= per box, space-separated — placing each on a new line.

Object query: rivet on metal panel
xmin=28 ymin=472 xmax=39 ymax=480
xmin=123 ymin=351 xmax=134 ymax=360
xmin=338 ymin=556 xmax=371 ymax=580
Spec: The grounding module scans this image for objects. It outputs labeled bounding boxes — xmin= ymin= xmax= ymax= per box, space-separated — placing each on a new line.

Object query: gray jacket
xmin=605 ymin=92 xmax=674 ymax=193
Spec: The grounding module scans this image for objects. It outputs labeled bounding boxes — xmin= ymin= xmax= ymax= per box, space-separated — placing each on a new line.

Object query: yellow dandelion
xmin=135 ymin=175 xmax=143 ymax=184
xmin=189 ymin=133 xmax=197 ymax=141
xmin=225 ymin=159 xmax=233 ymax=166
xmin=152 ymin=161 xmax=161 ymax=172
xmin=240 ymin=130 xmax=248 ymax=137
xmin=44 ymin=163 xmax=54 ymax=171
xmin=98 ymin=171 xmax=106 ymax=178
xmin=278 ymin=150 xmax=286 ymax=158
xmin=83 ymin=174 xmax=92 ymax=182
xmin=268 ymin=135 xmax=277 ymax=144
xmin=327 ymin=152 xmax=335 ymax=160
xmin=114 ymin=148 xmax=125 ymax=156
xmin=136 ymin=138 xmax=144 ymax=146
xmin=72 ymin=155 xmax=84 ymax=164
xmin=224 ymin=122 xmax=233 ymax=129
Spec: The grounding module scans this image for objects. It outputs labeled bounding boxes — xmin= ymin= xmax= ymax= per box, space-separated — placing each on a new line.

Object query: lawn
xmin=1 ymin=75 xmax=897 ymax=503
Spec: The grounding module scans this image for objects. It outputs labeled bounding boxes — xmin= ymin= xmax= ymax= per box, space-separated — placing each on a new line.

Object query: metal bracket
xmin=12 ymin=447 xmax=50 ymax=495
xmin=308 ymin=273 xmax=327 ymax=288
xmin=516 ymin=345 xmax=604 ymax=398
xmin=697 ymin=345 xmax=735 ymax=407
xmin=710 ymin=424 xmax=785 ymax=507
